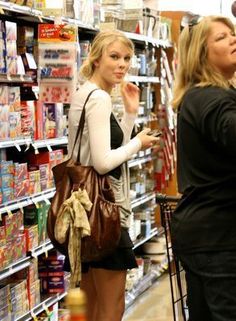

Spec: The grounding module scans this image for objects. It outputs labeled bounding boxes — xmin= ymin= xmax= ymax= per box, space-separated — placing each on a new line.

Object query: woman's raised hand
xmin=120 ymin=82 xmax=140 ymax=114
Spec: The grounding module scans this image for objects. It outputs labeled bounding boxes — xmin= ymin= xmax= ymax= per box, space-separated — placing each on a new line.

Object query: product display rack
xmin=0 ymin=2 xmax=176 ymax=320
xmin=15 ymin=292 xmax=67 ymax=321
xmin=125 ymin=257 xmax=169 ymax=309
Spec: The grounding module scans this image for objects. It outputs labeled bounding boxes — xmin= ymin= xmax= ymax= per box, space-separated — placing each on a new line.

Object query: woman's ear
xmin=94 ymin=59 xmax=99 ymax=67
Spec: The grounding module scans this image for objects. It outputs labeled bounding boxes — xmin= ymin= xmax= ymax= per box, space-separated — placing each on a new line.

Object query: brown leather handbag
xmin=47 ymin=89 xmax=121 ymax=262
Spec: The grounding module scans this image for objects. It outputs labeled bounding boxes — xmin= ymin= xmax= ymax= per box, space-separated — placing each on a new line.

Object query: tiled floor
xmin=123 ymin=273 xmax=174 ymax=321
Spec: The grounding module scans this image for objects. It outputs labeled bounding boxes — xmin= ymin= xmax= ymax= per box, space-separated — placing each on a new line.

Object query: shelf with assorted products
xmin=0 ymin=1 xmax=177 ymax=320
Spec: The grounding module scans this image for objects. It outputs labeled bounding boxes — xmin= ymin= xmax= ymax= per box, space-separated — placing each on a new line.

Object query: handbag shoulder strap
xmin=71 ymin=88 xmax=99 ymax=162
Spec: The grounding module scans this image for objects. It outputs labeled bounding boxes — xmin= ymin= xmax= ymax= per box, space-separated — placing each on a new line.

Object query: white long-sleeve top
xmin=68 ymin=81 xmax=141 ymax=173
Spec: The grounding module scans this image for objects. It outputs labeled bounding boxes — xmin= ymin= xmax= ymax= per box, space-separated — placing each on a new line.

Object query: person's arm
xmin=86 ymin=91 xmax=141 ymax=175
xmin=119 ymin=82 xmax=140 ymax=144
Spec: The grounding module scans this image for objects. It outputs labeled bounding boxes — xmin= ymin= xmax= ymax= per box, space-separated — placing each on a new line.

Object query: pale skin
xmin=90 ymin=40 xmax=159 ymax=149
xmin=80 ymin=39 xmax=159 ymax=321
xmin=207 ymin=21 xmax=236 ymax=79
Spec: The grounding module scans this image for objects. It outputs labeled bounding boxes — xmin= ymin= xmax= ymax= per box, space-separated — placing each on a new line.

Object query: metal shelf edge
xmin=133 ymin=228 xmax=158 ymax=249
xmin=16 ymin=292 xmax=67 ymax=321
xmin=0 ymin=257 xmax=31 ymax=280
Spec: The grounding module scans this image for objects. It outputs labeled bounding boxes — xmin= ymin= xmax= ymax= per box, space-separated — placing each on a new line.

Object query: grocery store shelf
xmin=124 ymin=31 xmax=172 ymax=48
xmin=0 ymin=137 xmax=68 ymax=150
xmin=125 ymin=257 xmax=168 ymax=309
xmin=16 ymin=292 xmax=67 ymax=321
xmin=128 ymin=155 xmax=153 ymax=168
xmin=131 ymin=192 xmax=156 ymax=209
xmin=0 ymin=257 xmax=31 ymax=281
xmin=0 ymin=240 xmax=55 ymax=280
xmin=128 ymin=75 xmax=160 ymax=83
xmin=0 ymin=73 xmax=33 ymax=83
xmin=31 ymin=137 xmax=68 ymax=149
xmin=0 ymin=188 xmax=55 ymax=214
xmin=133 ymin=228 xmax=158 ymax=249
xmin=30 ymin=240 xmax=54 ymax=258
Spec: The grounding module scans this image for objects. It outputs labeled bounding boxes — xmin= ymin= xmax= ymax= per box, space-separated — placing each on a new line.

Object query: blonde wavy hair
xmin=172 ymin=15 xmax=235 ymax=110
xmin=79 ymin=30 xmax=134 ymax=79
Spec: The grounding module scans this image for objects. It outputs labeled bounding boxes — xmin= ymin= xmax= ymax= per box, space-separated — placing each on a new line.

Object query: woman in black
xmin=172 ymin=15 xmax=236 ymax=321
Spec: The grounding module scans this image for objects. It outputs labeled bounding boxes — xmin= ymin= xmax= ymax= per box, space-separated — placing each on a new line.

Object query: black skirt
xmin=81 ymin=227 xmax=138 ymax=273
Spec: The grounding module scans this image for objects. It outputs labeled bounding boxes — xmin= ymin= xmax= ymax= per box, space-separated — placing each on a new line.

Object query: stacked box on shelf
xmin=0 ymin=85 xmax=24 ymax=140
xmin=17 ymin=25 xmax=35 ymax=56
xmin=24 ymin=201 xmax=49 ymax=247
xmin=29 ymin=149 xmax=64 ymax=190
xmin=5 ymin=21 xmax=18 ymax=75
xmin=0 ymin=160 xmax=14 ymax=203
xmin=9 ymin=86 xmax=22 ymax=139
xmin=0 ymin=21 xmax=6 ymax=74
xmin=0 ymin=284 xmax=11 ymax=321
xmin=39 ymin=252 xmax=69 ymax=295
xmin=10 ymin=279 xmax=29 ymax=319
xmin=14 ymin=258 xmax=41 ymax=309
xmin=21 ymin=51 xmax=37 ymax=83
xmin=20 ymin=100 xmax=36 ymax=138
xmin=28 ymin=163 xmax=51 ymax=192
xmin=1 ymin=210 xmax=26 ymax=267
xmin=14 ymin=162 xmax=29 ymax=199
xmin=35 ymin=102 xmax=66 ymax=140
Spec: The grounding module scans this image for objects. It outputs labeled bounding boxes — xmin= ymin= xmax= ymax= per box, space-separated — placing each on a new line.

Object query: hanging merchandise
xmin=38 ymin=24 xmax=78 ymax=104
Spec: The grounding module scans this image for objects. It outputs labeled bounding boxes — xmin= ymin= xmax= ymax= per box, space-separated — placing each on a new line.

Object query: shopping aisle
xmin=123 ymin=273 xmax=173 ymax=321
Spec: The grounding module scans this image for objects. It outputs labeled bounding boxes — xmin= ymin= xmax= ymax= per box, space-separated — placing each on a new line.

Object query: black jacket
xmin=172 ymin=86 xmax=236 ymax=254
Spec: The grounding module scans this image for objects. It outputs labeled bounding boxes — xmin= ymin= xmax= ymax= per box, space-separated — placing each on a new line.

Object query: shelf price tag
xmin=45 ymin=141 xmax=53 ymax=152
xmin=6 ymin=208 xmax=13 ymax=218
xmin=13 ymin=142 xmax=21 ymax=152
xmin=33 ymin=200 xmax=40 ymax=209
xmin=7 ymin=73 xmax=12 ymax=81
xmin=32 ymin=143 xmax=39 ymax=155
xmin=43 ymin=244 xmax=48 ymax=258
xmin=42 ymin=303 xmax=51 ymax=316
xmin=31 ymin=310 xmax=39 ymax=321
xmin=43 ymin=196 xmax=51 ymax=205
xmin=37 ymin=14 xmax=43 ymax=23
xmin=24 ymin=138 xmax=31 ymax=151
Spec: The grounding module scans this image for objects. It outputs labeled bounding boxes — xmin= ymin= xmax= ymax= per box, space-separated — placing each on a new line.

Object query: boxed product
xmin=44 ymin=103 xmax=56 ymax=139
xmin=0 ymin=245 xmax=7 ymax=269
xmin=0 ymin=160 xmax=14 ymax=175
xmin=24 ymin=203 xmax=47 ymax=245
xmin=14 ymin=162 xmax=28 ymax=181
xmin=2 ymin=210 xmax=24 ymax=240
xmin=28 ymin=279 xmax=40 ymax=309
xmin=9 ymin=112 xmax=21 ymax=139
xmin=10 ymin=279 xmax=27 ymax=298
xmin=0 ymin=226 xmax=6 ymax=246
xmin=14 ymin=178 xmax=30 ymax=198
xmin=14 ymin=233 xmax=27 ymax=261
xmin=20 ymin=101 xmax=36 ymax=138
xmin=1 ymin=174 xmax=14 ymax=189
xmin=24 ymin=225 xmax=39 ymax=251
xmin=0 ymin=304 xmax=11 ymax=320
xmin=0 ymin=285 xmax=10 ymax=309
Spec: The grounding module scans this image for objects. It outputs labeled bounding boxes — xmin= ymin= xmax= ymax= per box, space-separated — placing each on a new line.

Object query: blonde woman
xmin=67 ymin=30 xmax=158 ymax=321
xmin=172 ymin=16 xmax=236 ymax=321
